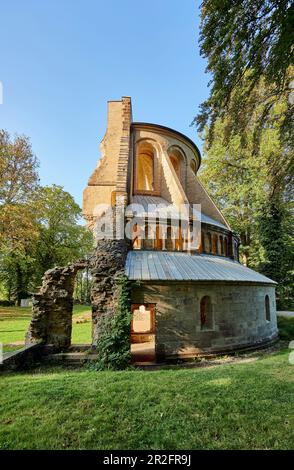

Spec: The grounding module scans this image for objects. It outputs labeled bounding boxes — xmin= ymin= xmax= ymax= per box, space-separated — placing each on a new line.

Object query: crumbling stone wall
xmin=26 ymin=262 xmax=86 ymax=350
xmin=91 ymin=239 xmax=130 ymax=345
xmin=25 ymin=238 xmax=130 ymax=351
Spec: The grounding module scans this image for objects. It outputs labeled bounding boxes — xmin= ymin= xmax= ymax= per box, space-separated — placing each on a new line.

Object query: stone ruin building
xmin=26 ymin=96 xmax=278 ymax=363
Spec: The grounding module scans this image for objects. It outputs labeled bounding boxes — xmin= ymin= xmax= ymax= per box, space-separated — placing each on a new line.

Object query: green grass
xmin=0 ymin=348 xmax=294 ymax=450
xmin=2 ymin=345 xmax=23 ymax=353
xmin=1 ymin=316 xmax=294 ymax=449
xmin=0 ymin=305 xmax=92 ymax=346
xmin=2 ymin=307 xmax=292 ymax=348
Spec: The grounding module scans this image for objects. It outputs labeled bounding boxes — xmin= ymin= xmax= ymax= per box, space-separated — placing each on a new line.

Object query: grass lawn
xmin=0 ymin=347 xmax=294 ymax=450
xmin=0 ymin=305 xmax=92 ymax=351
xmin=1 ymin=310 xmax=294 ymax=450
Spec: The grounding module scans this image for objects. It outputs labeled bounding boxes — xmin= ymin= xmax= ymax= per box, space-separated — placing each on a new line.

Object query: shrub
xmin=277 ymin=316 xmax=294 ymax=342
xmin=91 ymin=275 xmax=132 ymax=370
xmin=0 ymin=300 xmax=14 ymax=307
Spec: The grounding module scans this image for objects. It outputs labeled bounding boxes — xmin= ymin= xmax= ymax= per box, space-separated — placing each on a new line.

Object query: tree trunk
xmin=16 ymin=263 xmax=22 ymax=307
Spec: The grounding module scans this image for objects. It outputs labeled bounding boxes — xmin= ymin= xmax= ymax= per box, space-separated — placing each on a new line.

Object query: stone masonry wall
xmin=131 ymin=281 xmax=278 ymax=359
xmin=26 ymin=262 xmax=86 ymax=350
xmin=91 ymin=239 xmax=130 ymax=345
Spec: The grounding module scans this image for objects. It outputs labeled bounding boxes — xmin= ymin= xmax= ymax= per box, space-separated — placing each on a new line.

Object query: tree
xmin=31 ymin=185 xmax=93 ymax=289
xmin=0 ymin=130 xmax=93 ymax=303
xmin=0 ymin=130 xmax=39 ymax=252
xmin=200 ymin=86 xmax=293 ymax=308
xmin=194 ymin=1 xmax=294 ymax=144
xmin=0 ymin=131 xmax=40 ymax=304
xmin=258 ymin=197 xmax=294 ymax=308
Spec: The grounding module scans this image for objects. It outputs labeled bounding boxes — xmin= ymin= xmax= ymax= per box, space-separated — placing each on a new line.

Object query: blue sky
xmin=0 ymin=0 xmax=209 ymax=207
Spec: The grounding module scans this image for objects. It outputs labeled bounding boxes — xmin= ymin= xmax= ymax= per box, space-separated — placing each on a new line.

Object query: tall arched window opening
xmin=200 ymin=296 xmax=213 ymax=330
xmin=144 ymin=223 xmax=155 ymax=250
xmin=175 ymin=225 xmax=183 ymax=251
xmin=170 ymin=154 xmax=180 ymax=178
xmin=165 ymin=226 xmax=174 ymax=251
xmin=212 ymin=234 xmax=218 ymax=254
xmin=220 ymin=236 xmax=224 ymax=255
xmin=206 ymin=233 xmax=212 ymax=253
xmin=224 ymin=237 xmax=228 ymax=256
xmin=136 ymin=142 xmax=155 ymax=191
xmin=265 ymin=295 xmax=271 ymax=322
xmin=168 ymin=147 xmax=185 ymax=184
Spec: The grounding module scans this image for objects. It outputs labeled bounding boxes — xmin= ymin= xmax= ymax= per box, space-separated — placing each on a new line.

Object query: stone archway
xmin=26 ymin=261 xmax=87 ymax=350
xmin=25 ymin=239 xmax=130 ymax=352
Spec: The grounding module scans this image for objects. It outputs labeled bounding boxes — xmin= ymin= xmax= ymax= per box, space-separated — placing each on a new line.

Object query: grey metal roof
xmin=125 ymin=251 xmax=276 ymax=284
xmin=192 ymin=208 xmax=228 ymax=230
xmin=126 ymin=195 xmax=228 ymax=230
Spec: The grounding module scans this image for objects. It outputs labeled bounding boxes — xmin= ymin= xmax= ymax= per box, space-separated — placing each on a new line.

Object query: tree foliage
xmin=0 ymin=131 xmax=39 ymax=253
xmin=200 ymin=86 xmax=293 ymax=308
xmin=32 ymin=185 xmax=93 ymax=281
xmin=0 ymin=131 xmax=93 ymax=303
xmin=194 ymin=1 xmax=294 ymax=144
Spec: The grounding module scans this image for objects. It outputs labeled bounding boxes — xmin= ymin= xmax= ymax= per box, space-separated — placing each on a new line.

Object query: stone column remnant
xmin=26 ymin=261 xmax=86 ymax=350
xmin=90 ymin=239 xmax=130 ymax=345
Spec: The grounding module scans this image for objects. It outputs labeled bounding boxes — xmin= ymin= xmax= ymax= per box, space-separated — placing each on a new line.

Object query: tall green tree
xmin=0 ymin=130 xmax=93 ymax=303
xmin=32 ymin=185 xmax=93 ymax=286
xmin=0 ymin=130 xmax=39 ymax=252
xmin=0 ymin=131 xmax=40 ymax=304
xmin=196 ymin=2 xmax=294 ymax=308
xmin=200 ymin=86 xmax=293 ymax=308
xmin=194 ymin=1 xmax=294 ymax=144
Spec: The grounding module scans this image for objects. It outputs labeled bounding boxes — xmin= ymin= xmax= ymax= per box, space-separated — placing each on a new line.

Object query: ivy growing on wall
xmin=92 ymin=275 xmax=132 ymax=370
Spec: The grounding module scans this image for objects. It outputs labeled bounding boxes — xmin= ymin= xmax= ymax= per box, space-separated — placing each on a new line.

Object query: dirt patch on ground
xmin=136 ymin=340 xmax=285 ymax=370
xmin=72 ymin=312 xmax=91 ymax=324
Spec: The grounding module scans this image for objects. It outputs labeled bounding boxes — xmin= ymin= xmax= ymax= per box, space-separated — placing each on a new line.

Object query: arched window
xmin=136 ymin=142 xmax=154 ymax=191
xmin=190 ymin=159 xmax=197 ymax=175
xmin=132 ymin=223 xmax=142 ymax=250
xmin=165 ymin=225 xmax=174 ymax=251
xmin=212 ymin=234 xmax=218 ymax=254
xmin=175 ymin=225 xmax=183 ymax=251
xmin=220 ymin=236 xmax=224 ymax=255
xmin=155 ymin=224 xmax=163 ymax=251
xmin=200 ymin=296 xmax=213 ymax=330
xmin=206 ymin=233 xmax=212 ymax=253
xmin=144 ymin=223 xmax=155 ymax=250
xmin=170 ymin=154 xmax=180 ymax=178
xmin=168 ymin=147 xmax=184 ymax=182
xmin=201 ymin=232 xmax=205 ymax=253
xmin=224 ymin=237 xmax=228 ymax=256
xmin=111 ymin=191 xmax=117 ymax=208
xmin=265 ymin=295 xmax=271 ymax=322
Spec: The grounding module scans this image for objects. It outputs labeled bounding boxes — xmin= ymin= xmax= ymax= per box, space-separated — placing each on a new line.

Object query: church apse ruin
xmin=83 ymin=96 xmax=278 ymax=361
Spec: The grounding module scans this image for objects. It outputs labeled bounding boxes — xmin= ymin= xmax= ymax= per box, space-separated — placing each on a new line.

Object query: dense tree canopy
xmin=0 ymin=131 xmax=39 ymax=254
xmin=33 ymin=185 xmax=93 ymax=282
xmin=196 ymin=1 xmax=294 ymax=308
xmin=194 ymin=0 xmax=294 ymax=144
xmin=200 ymin=87 xmax=293 ymax=308
xmin=0 ymin=131 xmax=93 ymax=304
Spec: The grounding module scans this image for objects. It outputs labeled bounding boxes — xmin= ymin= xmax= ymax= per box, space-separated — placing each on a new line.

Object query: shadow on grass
xmin=0 ymin=348 xmax=293 ymax=450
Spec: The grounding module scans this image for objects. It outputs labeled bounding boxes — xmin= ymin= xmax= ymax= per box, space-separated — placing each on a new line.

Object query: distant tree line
xmin=0 ymin=130 xmax=93 ymax=305
xmin=195 ymin=1 xmax=294 ymax=308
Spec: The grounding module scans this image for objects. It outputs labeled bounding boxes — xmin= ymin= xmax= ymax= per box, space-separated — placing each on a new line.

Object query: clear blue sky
xmin=0 ymin=0 xmax=209 ymax=207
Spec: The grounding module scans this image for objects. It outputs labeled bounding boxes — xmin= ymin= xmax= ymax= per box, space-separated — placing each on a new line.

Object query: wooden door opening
xmin=131 ymin=304 xmax=156 ymax=363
